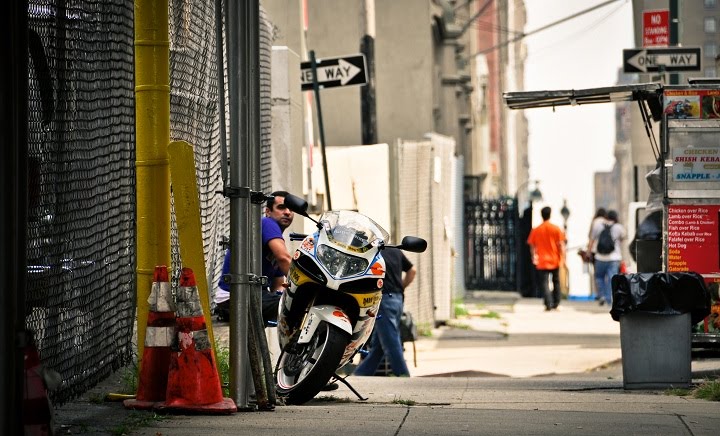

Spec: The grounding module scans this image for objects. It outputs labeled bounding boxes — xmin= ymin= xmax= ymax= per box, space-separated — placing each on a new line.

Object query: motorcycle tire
xmin=276 ymin=321 xmax=348 ymax=405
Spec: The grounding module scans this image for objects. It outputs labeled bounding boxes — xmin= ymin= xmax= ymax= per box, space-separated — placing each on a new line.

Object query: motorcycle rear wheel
xmin=276 ymin=321 xmax=348 ymax=405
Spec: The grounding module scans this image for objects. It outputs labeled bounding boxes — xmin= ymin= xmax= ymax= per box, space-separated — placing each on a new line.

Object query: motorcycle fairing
xmin=287 ymin=262 xmax=314 ymax=288
xmin=297 ymin=305 xmax=353 ymax=344
xmin=350 ymin=291 xmax=382 ymax=309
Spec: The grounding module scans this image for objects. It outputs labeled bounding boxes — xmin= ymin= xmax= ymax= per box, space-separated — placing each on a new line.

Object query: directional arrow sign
xmin=623 ymin=47 xmax=702 ymax=73
xmin=301 ymin=54 xmax=367 ymax=91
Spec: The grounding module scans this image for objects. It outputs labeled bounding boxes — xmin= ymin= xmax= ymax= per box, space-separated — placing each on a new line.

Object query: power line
xmin=526 ymin=1 xmax=627 ymax=60
xmin=462 ymin=18 xmax=524 ymax=36
xmin=466 ymin=0 xmax=626 ymax=58
xmin=459 ymin=0 xmax=494 ymax=36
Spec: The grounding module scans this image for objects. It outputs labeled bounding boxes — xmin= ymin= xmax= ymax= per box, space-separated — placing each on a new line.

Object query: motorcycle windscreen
xmin=319 ymin=210 xmax=390 ymax=252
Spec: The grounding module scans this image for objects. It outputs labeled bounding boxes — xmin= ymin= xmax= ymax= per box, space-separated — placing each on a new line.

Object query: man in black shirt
xmin=353 ymin=247 xmax=416 ymax=376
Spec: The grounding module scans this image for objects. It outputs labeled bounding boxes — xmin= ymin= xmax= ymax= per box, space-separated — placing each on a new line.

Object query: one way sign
xmin=623 ymin=47 xmax=702 ymax=73
xmin=301 ymin=54 xmax=367 ymax=91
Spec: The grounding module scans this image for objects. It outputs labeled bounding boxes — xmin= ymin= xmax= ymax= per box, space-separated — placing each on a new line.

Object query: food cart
xmin=504 ymin=81 xmax=720 ymax=347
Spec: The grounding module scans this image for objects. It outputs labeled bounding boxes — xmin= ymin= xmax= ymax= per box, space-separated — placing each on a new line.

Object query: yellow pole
xmin=168 ymin=141 xmax=216 ymax=350
xmin=135 ymin=0 xmax=171 ymax=359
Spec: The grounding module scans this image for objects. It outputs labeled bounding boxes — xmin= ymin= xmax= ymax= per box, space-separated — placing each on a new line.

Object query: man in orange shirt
xmin=527 ymin=206 xmax=566 ymax=311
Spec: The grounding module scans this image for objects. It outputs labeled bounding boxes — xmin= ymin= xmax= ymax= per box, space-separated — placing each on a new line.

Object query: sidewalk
xmin=56 ymin=292 xmax=720 ymax=435
xmin=407 ymin=293 xmax=621 ymax=378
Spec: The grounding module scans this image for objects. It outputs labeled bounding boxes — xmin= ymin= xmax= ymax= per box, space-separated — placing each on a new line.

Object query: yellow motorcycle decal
xmin=353 ymin=291 xmax=382 ymax=308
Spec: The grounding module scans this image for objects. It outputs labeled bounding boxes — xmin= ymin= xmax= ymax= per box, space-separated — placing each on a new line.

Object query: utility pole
xmin=669 ymin=0 xmax=679 ymax=85
xmin=360 ymin=0 xmax=377 ymax=144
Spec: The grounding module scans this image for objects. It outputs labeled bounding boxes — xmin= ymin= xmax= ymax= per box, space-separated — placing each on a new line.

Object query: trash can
xmin=611 ymin=272 xmax=710 ymax=390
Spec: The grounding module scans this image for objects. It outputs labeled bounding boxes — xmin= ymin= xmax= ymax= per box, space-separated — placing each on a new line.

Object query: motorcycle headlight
xmin=316 ymin=244 xmax=368 ymax=277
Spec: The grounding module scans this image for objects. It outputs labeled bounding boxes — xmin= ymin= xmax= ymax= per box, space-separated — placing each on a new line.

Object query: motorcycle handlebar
xmin=289 ymin=232 xmax=308 ymax=241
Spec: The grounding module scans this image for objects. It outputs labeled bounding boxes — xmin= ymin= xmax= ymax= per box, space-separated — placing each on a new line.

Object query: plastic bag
xmin=645 ymin=162 xmax=664 ymax=212
xmin=610 ymin=272 xmax=710 ymax=323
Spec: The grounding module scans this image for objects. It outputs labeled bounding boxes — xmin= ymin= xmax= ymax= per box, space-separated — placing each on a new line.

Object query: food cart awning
xmin=503 ymin=82 xmax=664 ymax=121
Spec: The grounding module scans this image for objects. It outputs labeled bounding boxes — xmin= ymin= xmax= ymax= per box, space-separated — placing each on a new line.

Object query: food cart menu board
xmin=672 ymin=146 xmax=720 ymax=182
xmin=667 ymin=205 xmax=720 ymax=274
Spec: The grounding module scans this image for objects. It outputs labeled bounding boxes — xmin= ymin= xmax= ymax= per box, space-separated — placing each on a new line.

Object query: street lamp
xmin=515 ymin=179 xmax=543 ymax=219
xmin=529 ymin=181 xmax=543 ymax=203
xmin=560 ymin=199 xmax=570 ymax=232
xmin=559 ymin=199 xmax=571 ymax=295
xmin=516 ymin=179 xmax=543 ymax=204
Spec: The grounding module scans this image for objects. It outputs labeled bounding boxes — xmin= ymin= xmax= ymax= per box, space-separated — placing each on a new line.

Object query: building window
xmin=705 ymin=17 xmax=717 ymax=33
xmin=705 ymin=42 xmax=718 ymax=58
xmin=705 ymin=0 xmax=717 ymax=8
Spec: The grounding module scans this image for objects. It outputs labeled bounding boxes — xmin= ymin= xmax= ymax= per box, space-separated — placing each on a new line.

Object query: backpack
xmin=596 ymin=224 xmax=615 ymax=255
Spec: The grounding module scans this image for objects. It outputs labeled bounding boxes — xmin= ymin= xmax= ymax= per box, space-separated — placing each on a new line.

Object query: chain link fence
xmin=26 ymin=0 xmax=273 ymax=405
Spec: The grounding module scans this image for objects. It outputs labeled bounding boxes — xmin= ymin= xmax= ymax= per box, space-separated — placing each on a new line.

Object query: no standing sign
xmin=643 ymin=9 xmax=669 ymax=48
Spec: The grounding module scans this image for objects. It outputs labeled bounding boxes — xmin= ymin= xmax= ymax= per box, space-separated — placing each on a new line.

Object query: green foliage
xmin=665 ymin=387 xmax=691 ymax=397
xmin=454 ymin=299 xmax=469 ymax=317
xmin=449 ymin=322 xmax=471 ymax=330
xmin=481 ymin=310 xmax=501 ymax=319
xmin=215 ymin=341 xmax=231 ymax=397
xmin=118 ymin=362 xmax=139 ymax=395
xmin=417 ymin=322 xmax=433 ymax=337
xmin=693 ymin=378 xmax=720 ymax=401
xmin=664 ymin=378 xmax=720 ymax=401
xmin=392 ymin=396 xmax=416 ymax=406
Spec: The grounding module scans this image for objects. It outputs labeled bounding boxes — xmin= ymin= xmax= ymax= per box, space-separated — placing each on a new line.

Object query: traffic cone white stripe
xmin=175 ymin=286 xmax=203 ymax=317
xmin=145 ymin=326 xmax=175 ymax=347
xmin=149 ymin=281 xmax=174 ymax=313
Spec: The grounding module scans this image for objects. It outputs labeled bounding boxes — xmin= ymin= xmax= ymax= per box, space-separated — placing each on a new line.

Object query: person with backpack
xmin=583 ymin=208 xmax=607 ymax=300
xmin=589 ymin=209 xmax=626 ymax=306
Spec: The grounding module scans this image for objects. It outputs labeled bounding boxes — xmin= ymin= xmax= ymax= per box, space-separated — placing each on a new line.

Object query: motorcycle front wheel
xmin=276 ymin=320 xmax=348 ymax=405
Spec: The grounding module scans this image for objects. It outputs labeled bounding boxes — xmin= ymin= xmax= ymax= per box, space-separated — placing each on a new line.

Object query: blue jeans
xmin=594 ymin=260 xmax=620 ymax=304
xmin=353 ymin=293 xmax=409 ymax=377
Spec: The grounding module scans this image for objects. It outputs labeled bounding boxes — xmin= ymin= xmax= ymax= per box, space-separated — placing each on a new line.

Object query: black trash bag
xmin=610 ymin=272 xmax=710 ymax=324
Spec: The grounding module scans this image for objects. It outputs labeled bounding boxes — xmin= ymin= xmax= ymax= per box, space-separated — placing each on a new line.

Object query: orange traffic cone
xmin=124 ymin=265 xmax=175 ymax=410
xmin=156 ymin=267 xmax=236 ymax=413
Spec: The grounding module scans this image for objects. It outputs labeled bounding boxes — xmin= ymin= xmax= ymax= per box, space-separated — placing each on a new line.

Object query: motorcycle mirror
xmin=282 ymin=193 xmax=309 ymax=216
xmin=398 ymin=236 xmax=427 ymax=253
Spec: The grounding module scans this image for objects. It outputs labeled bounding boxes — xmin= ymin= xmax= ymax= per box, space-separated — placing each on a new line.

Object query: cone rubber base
xmin=154 ymin=397 xmax=237 ymax=414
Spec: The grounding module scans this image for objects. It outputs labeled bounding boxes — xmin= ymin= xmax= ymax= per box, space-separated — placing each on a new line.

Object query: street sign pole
xmin=670 ymin=0 xmax=679 ymax=84
xmin=309 ymin=50 xmax=332 ymax=211
xmin=301 ymin=52 xmax=369 ymax=211
xmin=360 ymin=0 xmax=377 ymax=145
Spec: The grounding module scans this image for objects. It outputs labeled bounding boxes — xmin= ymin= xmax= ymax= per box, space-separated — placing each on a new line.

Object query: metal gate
xmin=464 ymin=198 xmax=519 ymax=291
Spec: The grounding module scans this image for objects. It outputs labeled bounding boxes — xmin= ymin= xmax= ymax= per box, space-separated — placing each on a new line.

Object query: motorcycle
xmin=274 ymin=194 xmax=427 ymax=404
